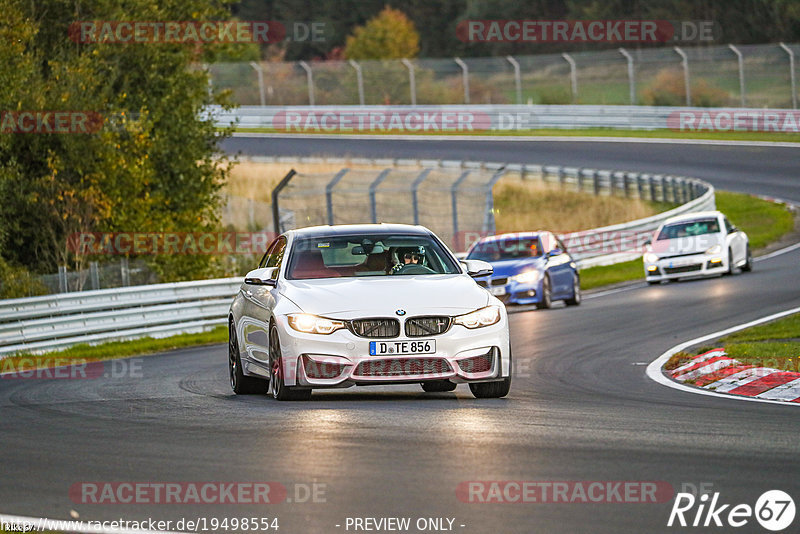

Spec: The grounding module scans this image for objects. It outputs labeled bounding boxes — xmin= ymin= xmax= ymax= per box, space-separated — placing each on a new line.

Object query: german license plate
xmin=369 ymin=340 xmax=435 ymax=356
xmin=490 ymin=286 xmax=507 ymax=296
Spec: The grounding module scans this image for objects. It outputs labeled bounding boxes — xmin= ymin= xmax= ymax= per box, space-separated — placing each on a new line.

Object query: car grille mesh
xmin=405 ymin=316 xmax=452 ymax=337
xmin=663 ymin=264 xmax=703 ymax=274
xmin=457 ymin=352 xmax=494 ymax=374
xmin=354 ymin=358 xmax=452 ymax=377
xmin=349 ymin=318 xmax=400 ymax=338
xmin=490 ymin=277 xmax=508 ymax=286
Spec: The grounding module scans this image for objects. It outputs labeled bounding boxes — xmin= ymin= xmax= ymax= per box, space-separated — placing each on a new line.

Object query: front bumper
xmin=644 ymin=252 xmax=727 ymax=282
xmin=478 ymin=279 xmax=541 ymax=305
xmin=274 ymin=315 xmax=511 ymax=388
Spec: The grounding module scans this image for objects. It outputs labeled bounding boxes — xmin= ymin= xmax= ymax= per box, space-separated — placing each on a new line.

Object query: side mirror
xmin=547 ymin=249 xmax=562 ymax=257
xmin=460 ymin=259 xmax=493 ymax=278
xmin=244 ymin=267 xmax=278 ymax=286
xmin=644 ymin=238 xmax=652 ymax=246
xmin=730 ymin=226 xmax=739 ymax=233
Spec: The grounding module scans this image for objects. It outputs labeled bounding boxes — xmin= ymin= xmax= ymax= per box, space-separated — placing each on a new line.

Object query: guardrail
xmin=0 ymin=158 xmax=714 ymax=357
xmin=212 ymin=104 xmax=799 ymax=131
xmin=0 ymin=278 xmax=240 ymax=357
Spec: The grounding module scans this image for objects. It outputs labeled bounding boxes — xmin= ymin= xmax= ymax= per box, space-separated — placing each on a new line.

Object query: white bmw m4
xmin=228 ymin=224 xmax=511 ymax=400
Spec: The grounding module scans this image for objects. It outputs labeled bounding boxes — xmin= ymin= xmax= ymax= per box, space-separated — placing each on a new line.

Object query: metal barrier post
xmin=451 ymin=170 xmax=471 ymax=238
xmin=348 ymin=59 xmax=365 ymax=105
xmin=562 ymin=52 xmax=578 ymax=103
xmin=298 ymin=61 xmax=315 ymax=106
xmin=120 ymin=257 xmax=130 ymax=287
xmin=271 ymin=169 xmax=297 ymax=234
xmin=411 ymin=169 xmax=432 ymax=225
xmin=368 ymin=169 xmax=392 ymax=223
xmin=619 ymin=48 xmax=636 ymax=105
xmin=90 ymin=261 xmax=100 ymax=290
xmin=58 ymin=266 xmax=68 ymax=293
xmin=674 ymin=47 xmax=691 ymax=106
xmin=482 ymin=168 xmax=507 ymax=234
xmin=779 ymin=43 xmax=797 ymax=109
xmin=506 ymin=56 xmax=522 ymax=104
xmin=401 ymin=59 xmax=417 ymax=105
xmin=325 ymin=169 xmax=349 ymax=226
xmin=454 ymin=57 xmax=470 ymax=104
xmin=728 ymin=44 xmax=746 ymax=107
xmin=249 ymin=61 xmax=266 ymax=106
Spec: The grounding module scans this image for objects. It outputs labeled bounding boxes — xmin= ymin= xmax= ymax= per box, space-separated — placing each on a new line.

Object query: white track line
xmin=755 ymin=241 xmax=800 ymax=261
xmin=646 ymin=306 xmax=800 ymax=406
xmin=232 ymin=132 xmax=800 ymax=148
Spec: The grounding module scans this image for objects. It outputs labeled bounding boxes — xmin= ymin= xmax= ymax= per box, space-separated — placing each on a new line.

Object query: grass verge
xmin=1 ymin=325 xmax=227 ymax=374
xmin=232 ymin=127 xmax=800 ymax=144
xmin=667 ymin=313 xmax=800 ymax=373
xmin=578 ymin=191 xmax=795 ymax=289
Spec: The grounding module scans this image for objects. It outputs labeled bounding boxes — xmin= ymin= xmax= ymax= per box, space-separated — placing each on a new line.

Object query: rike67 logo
xmin=668 ymin=490 xmax=795 ymax=531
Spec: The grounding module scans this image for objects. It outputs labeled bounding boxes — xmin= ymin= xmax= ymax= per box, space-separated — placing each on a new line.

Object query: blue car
xmin=465 ymin=231 xmax=581 ymax=308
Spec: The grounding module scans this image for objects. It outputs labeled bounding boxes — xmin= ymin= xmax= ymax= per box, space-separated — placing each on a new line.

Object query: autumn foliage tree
xmin=344 ymin=6 xmax=420 ymax=60
xmin=0 ymin=0 xmax=240 ymax=289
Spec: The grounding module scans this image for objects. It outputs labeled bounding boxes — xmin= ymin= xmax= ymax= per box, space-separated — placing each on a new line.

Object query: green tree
xmin=0 ymin=0 xmax=241 ymax=283
xmin=344 ymin=6 xmax=420 ymax=60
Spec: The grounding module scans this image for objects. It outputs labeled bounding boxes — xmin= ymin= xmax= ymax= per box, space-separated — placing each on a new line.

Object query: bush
xmin=0 ymin=258 xmax=48 ymax=299
xmin=641 ymin=69 xmax=730 ymax=107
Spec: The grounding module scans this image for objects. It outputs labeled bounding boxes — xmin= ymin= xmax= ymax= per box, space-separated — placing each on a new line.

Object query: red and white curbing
xmin=670 ymin=348 xmax=800 ymax=403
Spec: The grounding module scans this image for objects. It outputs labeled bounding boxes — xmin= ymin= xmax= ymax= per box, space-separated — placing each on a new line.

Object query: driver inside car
xmin=392 ymin=246 xmax=424 ymax=273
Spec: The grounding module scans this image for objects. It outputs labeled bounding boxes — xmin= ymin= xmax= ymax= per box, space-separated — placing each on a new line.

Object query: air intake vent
xmin=405 ymin=316 xmax=451 ymax=337
xmin=349 ymin=318 xmax=400 ymax=338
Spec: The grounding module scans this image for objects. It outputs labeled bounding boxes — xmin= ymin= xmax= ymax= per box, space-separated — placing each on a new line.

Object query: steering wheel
xmin=392 ymin=263 xmax=435 ymax=275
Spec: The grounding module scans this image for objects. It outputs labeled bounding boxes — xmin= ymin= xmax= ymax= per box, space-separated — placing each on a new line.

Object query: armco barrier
xmin=211 ymin=104 xmax=800 ymax=132
xmin=0 ymin=159 xmax=714 ymax=356
xmin=0 ymin=278 xmax=241 ymax=357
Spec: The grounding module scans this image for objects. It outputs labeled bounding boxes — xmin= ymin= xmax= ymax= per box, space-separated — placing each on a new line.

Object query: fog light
xmin=647 ymin=265 xmax=658 ymax=272
xmin=709 ymin=258 xmax=722 ymax=264
xmin=527 ymin=290 xmax=536 ymax=296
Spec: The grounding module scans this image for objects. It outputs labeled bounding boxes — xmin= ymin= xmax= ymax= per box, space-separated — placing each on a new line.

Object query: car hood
xmin=280 ymin=274 xmax=490 ymax=318
xmin=483 ymin=258 xmax=544 ymax=278
xmin=650 ymin=233 xmax=724 ymax=256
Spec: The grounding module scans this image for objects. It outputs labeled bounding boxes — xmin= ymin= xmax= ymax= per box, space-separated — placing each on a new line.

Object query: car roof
xmin=476 ymin=231 xmax=543 ymax=243
xmin=662 ymin=211 xmax=722 ymax=225
xmin=286 ymin=223 xmax=433 ymax=239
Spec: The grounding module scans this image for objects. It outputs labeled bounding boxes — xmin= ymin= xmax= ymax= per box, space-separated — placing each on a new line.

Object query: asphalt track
xmin=2 ymin=136 xmax=799 ymax=534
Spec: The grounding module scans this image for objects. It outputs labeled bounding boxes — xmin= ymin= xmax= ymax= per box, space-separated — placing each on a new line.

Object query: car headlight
xmin=512 ymin=270 xmax=541 ymax=284
xmin=287 ymin=314 xmax=346 ymax=335
xmin=644 ymin=253 xmax=659 ymax=263
xmin=705 ymin=245 xmax=721 ymax=255
xmin=454 ymin=306 xmax=501 ymax=329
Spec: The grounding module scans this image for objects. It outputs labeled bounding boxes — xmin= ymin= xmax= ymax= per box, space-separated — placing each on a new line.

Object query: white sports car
xmin=228 ymin=224 xmax=512 ymax=400
xmin=643 ymin=210 xmax=752 ymax=284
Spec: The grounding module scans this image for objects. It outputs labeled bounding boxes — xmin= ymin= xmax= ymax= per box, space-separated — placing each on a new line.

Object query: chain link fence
xmin=210 ymin=43 xmax=799 ymax=109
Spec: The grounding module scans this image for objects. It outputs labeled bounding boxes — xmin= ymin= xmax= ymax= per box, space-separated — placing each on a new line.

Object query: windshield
xmin=467 ymin=237 xmax=542 ymax=261
xmin=657 ymin=219 xmax=720 ymax=240
xmin=286 ymin=233 xmax=461 ymax=280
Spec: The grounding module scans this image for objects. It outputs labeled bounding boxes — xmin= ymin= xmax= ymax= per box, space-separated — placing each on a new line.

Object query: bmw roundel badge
xmin=395 ymin=309 xmax=406 ymax=316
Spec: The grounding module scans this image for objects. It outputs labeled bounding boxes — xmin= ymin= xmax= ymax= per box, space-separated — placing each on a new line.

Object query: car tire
xmin=565 ymin=275 xmax=581 ymax=306
xmin=725 ymin=247 xmax=734 ymax=275
xmin=269 ymin=322 xmax=311 ymax=401
xmin=469 ymin=379 xmax=511 ymax=398
xmin=421 ymin=381 xmax=457 ymax=392
xmin=229 ymin=320 xmax=267 ymax=395
xmin=741 ymin=244 xmax=753 ymax=272
xmin=536 ymin=275 xmax=552 ymax=309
